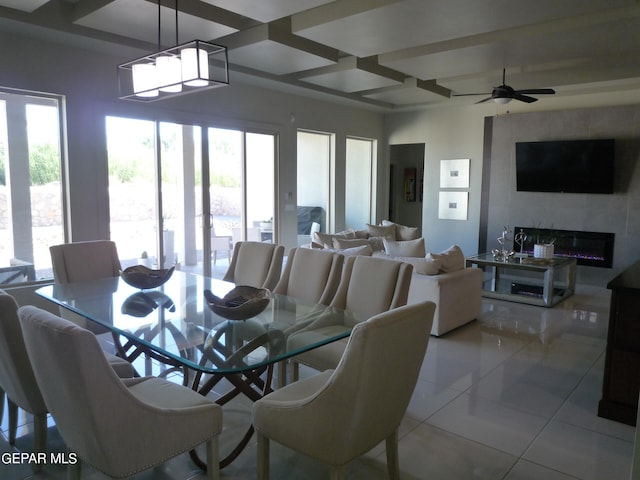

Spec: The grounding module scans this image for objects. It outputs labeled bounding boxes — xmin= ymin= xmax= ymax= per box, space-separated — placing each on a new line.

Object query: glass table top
xmin=466 ymin=252 xmax=577 ymax=270
xmin=36 ymin=271 xmax=358 ymax=375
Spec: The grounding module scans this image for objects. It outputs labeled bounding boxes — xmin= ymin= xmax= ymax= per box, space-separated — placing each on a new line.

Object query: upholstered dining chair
xmin=50 ymin=240 xmax=122 ymax=284
xmin=49 ymin=240 xmax=122 ymax=335
xmin=273 ymin=247 xmax=344 ymax=305
xmin=290 ymin=255 xmax=413 ymax=381
xmin=272 ymin=247 xmax=344 ymax=385
xmin=253 ymin=300 xmax=436 ymax=480
xmin=0 ymin=290 xmax=135 ymax=472
xmin=223 ymin=241 xmax=285 ymax=291
xmin=18 ymin=305 xmax=223 ymax=480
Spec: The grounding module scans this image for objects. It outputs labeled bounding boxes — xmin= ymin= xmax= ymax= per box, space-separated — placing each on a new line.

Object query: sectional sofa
xmin=310 ymin=221 xmax=483 ymax=336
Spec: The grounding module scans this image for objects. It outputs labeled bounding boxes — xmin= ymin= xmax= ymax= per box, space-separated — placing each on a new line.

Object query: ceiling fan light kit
xmin=117 ymin=0 xmax=229 ymax=102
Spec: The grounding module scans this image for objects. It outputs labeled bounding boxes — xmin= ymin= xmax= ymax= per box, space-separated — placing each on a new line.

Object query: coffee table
xmin=465 ymin=253 xmax=577 ymax=307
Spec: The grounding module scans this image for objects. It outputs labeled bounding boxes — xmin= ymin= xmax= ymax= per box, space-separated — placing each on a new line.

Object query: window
xmin=297 ymin=130 xmax=332 ymax=238
xmin=345 ymin=137 xmax=375 ymax=229
xmin=0 ymin=89 xmax=65 ymax=285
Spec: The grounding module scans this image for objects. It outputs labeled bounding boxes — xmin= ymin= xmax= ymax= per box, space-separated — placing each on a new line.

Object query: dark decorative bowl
xmin=120 ymin=265 xmax=175 ymax=290
xmin=204 ymin=286 xmax=271 ymax=321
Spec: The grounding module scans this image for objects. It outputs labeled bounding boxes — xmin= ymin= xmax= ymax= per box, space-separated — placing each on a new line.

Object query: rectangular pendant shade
xmin=118 ymin=40 xmax=228 ymax=101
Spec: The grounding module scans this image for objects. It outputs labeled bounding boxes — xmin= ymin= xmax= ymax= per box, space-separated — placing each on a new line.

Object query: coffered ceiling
xmin=2 ymin=0 xmax=640 ymax=110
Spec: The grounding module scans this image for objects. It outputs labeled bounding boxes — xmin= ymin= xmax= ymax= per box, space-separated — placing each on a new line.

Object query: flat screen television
xmin=515 ymin=139 xmax=615 ymax=194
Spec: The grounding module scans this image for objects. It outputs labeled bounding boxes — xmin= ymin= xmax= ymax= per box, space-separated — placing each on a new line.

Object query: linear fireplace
xmin=514 ymin=227 xmax=615 ymax=268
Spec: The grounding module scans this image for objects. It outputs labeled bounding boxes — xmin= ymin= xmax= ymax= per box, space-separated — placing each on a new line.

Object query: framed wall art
xmin=438 ymin=191 xmax=468 ymax=220
xmin=440 ymin=159 xmax=469 ymax=189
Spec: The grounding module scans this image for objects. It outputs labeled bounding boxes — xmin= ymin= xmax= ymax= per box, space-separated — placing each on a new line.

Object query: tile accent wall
xmin=483 ymin=105 xmax=640 ymax=286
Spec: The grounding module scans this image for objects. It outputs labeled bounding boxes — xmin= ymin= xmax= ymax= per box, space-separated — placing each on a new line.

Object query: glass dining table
xmin=36 ymin=270 xmax=359 ymax=468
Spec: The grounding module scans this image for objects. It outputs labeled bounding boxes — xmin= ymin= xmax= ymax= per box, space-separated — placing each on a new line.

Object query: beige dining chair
xmin=273 ymin=247 xmax=344 ymax=305
xmin=50 ymin=240 xmax=122 ymax=284
xmin=18 ymin=305 xmax=222 ymax=480
xmin=272 ymin=247 xmax=344 ymax=385
xmin=49 ymin=240 xmax=122 ymax=334
xmin=0 ymin=289 xmax=135 ymax=472
xmin=289 ymin=255 xmax=413 ymax=381
xmin=253 ymin=300 xmax=436 ymax=480
xmin=223 ymin=241 xmax=284 ymax=291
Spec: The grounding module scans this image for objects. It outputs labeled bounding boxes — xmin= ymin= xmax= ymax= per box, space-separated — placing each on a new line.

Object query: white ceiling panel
xmin=202 ymin=0 xmax=333 ymax=23
xmin=363 ymin=78 xmax=449 ymax=106
xmin=292 ymin=0 xmax=633 ymax=58
xmin=301 ymin=68 xmax=402 ymax=93
xmin=75 ymin=0 xmax=236 ymax=45
xmin=230 ymin=40 xmax=335 ymax=75
xmin=0 ymin=0 xmax=48 ymax=12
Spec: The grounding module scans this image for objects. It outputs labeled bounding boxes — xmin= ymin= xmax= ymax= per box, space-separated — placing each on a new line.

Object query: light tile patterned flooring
xmin=0 ymin=283 xmax=636 ymax=479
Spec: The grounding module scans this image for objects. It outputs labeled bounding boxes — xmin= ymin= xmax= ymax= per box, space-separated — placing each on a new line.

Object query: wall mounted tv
xmin=515 ymin=139 xmax=615 ymax=194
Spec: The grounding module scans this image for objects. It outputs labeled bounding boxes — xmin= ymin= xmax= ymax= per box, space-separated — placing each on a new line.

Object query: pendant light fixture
xmin=118 ymin=0 xmax=229 ymax=101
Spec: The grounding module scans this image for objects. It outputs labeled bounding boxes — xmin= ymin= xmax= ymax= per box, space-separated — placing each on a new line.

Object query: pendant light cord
xmin=157 ymin=0 xmax=179 ymax=49
xmin=175 ymin=0 xmax=179 ymax=45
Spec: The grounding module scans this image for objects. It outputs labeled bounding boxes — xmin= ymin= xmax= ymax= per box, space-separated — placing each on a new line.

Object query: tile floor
xmin=0 ymin=283 xmax=636 ymax=479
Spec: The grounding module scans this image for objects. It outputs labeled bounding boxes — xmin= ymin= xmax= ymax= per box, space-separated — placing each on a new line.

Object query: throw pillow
xmin=381 ymin=220 xmax=421 ymax=241
xmin=383 ymin=237 xmax=426 ymax=258
xmin=365 ymin=223 xmax=396 ymax=240
xmin=332 ymin=237 xmax=370 ymax=249
xmin=417 ymin=257 xmax=443 ymax=275
xmin=367 ymin=236 xmax=386 ymax=252
xmin=312 ymin=229 xmax=356 ymax=249
xmin=426 ymin=244 xmax=465 ymax=273
xmin=326 ymin=244 xmax=373 ymax=257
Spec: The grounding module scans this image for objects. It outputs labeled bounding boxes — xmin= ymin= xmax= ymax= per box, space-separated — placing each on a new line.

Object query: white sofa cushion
xmin=381 ymin=220 xmax=421 ymax=241
xmin=383 ymin=237 xmax=426 ymax=258
xmin=312 ymin=229 xmax=356 ymax=249
xmin=365 ymin=223 xmax=396 ymax=240
xmin=426 ymin=245 xmax=465 ymax=273
xmin=332 ymin=237 xmax=370 ymax=249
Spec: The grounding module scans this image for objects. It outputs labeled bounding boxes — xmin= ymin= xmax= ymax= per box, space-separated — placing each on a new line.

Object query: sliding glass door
xmin=107 ymin=117 xmax=276 ymax=278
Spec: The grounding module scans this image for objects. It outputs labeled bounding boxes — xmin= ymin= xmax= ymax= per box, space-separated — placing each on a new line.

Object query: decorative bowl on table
xmin=204 ymin=286 xmax=271 ymax=321
xmin=120 ymin=265 xmax=175 ymax=290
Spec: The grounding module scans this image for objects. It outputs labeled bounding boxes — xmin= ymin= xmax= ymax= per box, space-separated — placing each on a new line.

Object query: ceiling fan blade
xmin=515 ymin=88 xmax=555 ymax=95
xmin=513 ymin=93 xmax=538 ymax=103
xmin=452 ymin=93 xmax=491 ymax=97
xmin=475 ymin=96 xmax=494 ymax=104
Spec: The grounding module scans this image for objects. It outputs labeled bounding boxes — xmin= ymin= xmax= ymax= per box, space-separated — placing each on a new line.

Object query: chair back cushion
xmin=224 ymin=241 xmax=284 ymax=290
xmin=50 ymin=240 xmax=121 ymax=284
xmin=331 ymin=256 xmax=413 ymax=319
xmin=0 ymin=290 xmax=46 ymax=414
xmin=274 ymin=248 xmax=343 ymax=305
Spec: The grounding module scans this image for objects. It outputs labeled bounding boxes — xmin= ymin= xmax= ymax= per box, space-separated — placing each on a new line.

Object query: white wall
xmin=0 ymin=29 xmax=385 ymax=251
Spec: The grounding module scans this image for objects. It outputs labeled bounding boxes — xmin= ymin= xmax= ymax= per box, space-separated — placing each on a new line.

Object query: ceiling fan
xmin=454 ymin=69 xmax=555 ymax=104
